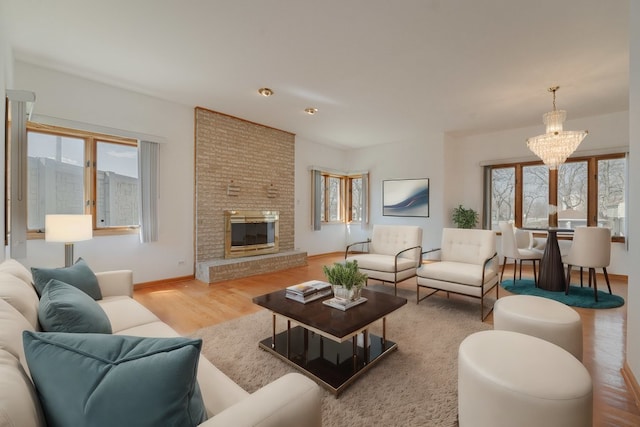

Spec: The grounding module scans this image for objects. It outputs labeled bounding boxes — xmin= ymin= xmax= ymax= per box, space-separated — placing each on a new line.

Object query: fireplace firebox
xmin=224 ymin=210 xmax=279 ymax=259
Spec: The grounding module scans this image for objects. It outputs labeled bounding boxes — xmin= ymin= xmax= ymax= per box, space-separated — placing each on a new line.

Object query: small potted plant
xmin=322 ymin=260 xmax=367 ymax=302
xmin=452 ymin=205 xmax=479 ymax=229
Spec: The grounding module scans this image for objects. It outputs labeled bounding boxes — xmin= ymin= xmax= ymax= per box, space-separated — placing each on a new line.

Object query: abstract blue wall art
xmin=383 ymin=178 xmax=429 ymax=217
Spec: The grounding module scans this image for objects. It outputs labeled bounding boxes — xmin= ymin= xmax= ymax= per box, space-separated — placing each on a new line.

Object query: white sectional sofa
xmin=0 ymin=259 xmax=321 ymax=427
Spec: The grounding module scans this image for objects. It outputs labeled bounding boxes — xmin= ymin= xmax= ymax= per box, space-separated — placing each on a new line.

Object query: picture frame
xmin=382 ymin=178 xmax=429 ymax=217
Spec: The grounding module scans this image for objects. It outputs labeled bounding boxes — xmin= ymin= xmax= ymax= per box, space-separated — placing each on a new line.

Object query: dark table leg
xmin=537 ymin=231 xmax=566 ymax=292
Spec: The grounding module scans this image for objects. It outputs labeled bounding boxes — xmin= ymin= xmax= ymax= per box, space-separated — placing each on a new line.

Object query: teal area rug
xmin=501 ymin=279 xmax=625 ymax=309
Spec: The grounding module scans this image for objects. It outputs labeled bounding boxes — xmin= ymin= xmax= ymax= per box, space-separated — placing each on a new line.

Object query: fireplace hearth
xmin=224 ymin=210 xmax=279 ymax=259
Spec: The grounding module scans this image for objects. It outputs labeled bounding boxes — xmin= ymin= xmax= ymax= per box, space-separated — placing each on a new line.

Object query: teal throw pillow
xmin=38 ymin=279 xmax=112 ymax=334
xmin=31 ymin=257 xmax=102 ymax=300
xmin=23 ymin=332 xmax=208 ymax=427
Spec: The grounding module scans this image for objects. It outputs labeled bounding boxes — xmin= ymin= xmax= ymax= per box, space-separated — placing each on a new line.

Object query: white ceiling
xmin=1 ymin=0 xmax=630 ymax=149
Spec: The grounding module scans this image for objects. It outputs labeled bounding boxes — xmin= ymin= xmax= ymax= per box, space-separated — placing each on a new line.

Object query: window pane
xmin=522 ymin=165 xmax=548 ymax=228
xmin=490 ymin=167 xmax=515 ymax=229
xmin=351 ymin=177 xmax=362 ymax=222
xmin=598 ymin=158 xmax=626 ymax=236
xmin=327 ymin=176 xmax=341 ymax=221
xmin=27 ymin=132 xmax=85 ymax=230
xmin=558 ymin=161 xmax=587 ymax=229
xmin=96 ymin=141 xmax=139 ymax=228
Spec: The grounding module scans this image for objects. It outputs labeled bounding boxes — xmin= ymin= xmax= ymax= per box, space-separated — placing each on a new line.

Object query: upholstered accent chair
xmin=416 ymin=228 xmax=499 ymax=320
xmin=345 ymin=225 xmax=423 ymax=296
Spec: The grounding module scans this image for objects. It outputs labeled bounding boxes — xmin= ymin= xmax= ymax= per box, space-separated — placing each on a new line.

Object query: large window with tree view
xmin=488 ymin=153 xmax=626 ymax=239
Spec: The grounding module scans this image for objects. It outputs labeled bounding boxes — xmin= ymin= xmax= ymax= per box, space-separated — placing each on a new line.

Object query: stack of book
xmin=285 ymin=280 xmax=332 ymax=304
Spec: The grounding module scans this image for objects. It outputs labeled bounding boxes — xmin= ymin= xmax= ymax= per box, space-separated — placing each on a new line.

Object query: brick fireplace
xmin=194 ymin=108 xmax=307 ymax=283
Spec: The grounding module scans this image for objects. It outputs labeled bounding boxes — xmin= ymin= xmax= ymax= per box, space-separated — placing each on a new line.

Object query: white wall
xmin=626 ymin=0 xmax=640 ymax=392
xmin=347 ymin=135 xmax=446 ymax=251
xmin=294 ymin=137 xmax=350 ymax=255
xmin=295 ymin=133 xmax=446 ymax=255
xmin=13 ymin=62 xmax=195 ymax=284
xmin=446 ymin=111 xmax=630 ymax=275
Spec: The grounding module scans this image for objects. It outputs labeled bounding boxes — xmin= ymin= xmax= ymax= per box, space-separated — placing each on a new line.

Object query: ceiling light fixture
xmin=258 ymin=87 xmax=273 ymax=97
xmin=526 ymin=86 xmax=588 ymax=170
xmin=304 ymin=108 xmax=318 ymax=115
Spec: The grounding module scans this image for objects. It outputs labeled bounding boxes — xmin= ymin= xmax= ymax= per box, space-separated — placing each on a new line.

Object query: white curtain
xmin=311 ymin=169 xmax=322 ymax=231
xmin=361 ymin=172 xmax=369 ymax=229
xmin=6 ymin=90 xmax=35 ymax=259
xmin=138 ymin=140 xmax=160 ymax=242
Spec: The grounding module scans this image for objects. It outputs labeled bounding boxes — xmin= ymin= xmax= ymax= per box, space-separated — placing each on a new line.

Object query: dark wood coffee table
xmin=253 ymin=288 xmax=407 ymax=396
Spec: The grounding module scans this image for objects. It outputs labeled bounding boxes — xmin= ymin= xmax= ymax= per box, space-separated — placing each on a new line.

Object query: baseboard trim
xmin=134 ymin=275 xmax=195 ymax=289
xmin=622 ymin=361 xmax=640 ymax=410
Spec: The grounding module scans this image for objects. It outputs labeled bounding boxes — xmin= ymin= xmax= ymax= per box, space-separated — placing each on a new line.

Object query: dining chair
xmin=499 ymin=222 xmax=543 ymax=285
xmin=562 ymin=226 xmax=612 ymax=301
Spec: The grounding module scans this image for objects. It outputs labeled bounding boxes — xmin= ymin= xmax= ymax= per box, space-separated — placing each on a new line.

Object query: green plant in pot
xmin=322 ymin=260 xmax=368 ymax=302
xmin=452 ymin=205 xmax=479 ymax=229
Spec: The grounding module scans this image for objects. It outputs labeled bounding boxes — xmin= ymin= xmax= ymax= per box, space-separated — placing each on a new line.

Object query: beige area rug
xmin=191 ymin=285 xmax=491 ymax=427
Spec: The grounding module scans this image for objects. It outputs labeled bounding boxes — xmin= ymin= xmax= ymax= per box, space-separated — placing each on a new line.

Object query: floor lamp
xmin=45 ymin=215 xmax=93 ymax=267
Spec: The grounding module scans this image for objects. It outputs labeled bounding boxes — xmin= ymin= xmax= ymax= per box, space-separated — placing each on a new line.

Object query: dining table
xmin=523 ymin=227 xmax=574 ymax=292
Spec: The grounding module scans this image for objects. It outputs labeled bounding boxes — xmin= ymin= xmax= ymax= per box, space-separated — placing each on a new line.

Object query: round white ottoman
xmin=494 ymin=295 xmax=583 ymax=361
xmin=458 ymin=330 xmax=592 ymax=427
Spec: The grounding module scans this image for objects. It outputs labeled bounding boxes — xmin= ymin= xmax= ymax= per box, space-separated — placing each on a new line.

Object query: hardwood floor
xmin=134 ymin=253 xmax=640 ymax=426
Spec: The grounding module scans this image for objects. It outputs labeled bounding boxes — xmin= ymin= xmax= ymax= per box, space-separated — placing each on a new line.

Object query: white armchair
xmin=416 ymin=228 xmax=499 ymax=320
xmin=345 ymin=225 xmax=423 ymax=295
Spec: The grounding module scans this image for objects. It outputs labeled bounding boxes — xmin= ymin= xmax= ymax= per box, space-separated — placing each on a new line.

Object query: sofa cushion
xmin=23 ymin=331 xmax=208 ymax=427
xmin=0 ymin=349 xmax=46 ymax=427
xmin=38 ymin=279 xmax=112 ymax=334
xmin=369 ymin=225 xmax=423 ymax=260
xmin=0 ymin=272 xmax=40 ymax=329
xmin=0 ymin=299 xmax=35 ymax=363
xmin=347 ymin=254 xmax=417 ymax=273
xmin=31 ymin=258 xmax=102 ymax=300
xmin=417 ymin=261 xmax=496 ymax=287
xmin=0 ymin=258 xmax=34 ymax=285
xmin=98 ymin=296 xmax=161 ymax=333
xmin=440 ymin=228 xmax=496 ymax=265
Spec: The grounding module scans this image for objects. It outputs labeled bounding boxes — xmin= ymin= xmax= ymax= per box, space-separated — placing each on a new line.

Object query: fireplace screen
xmin=224 ymin=210 xmax=279 ymax=258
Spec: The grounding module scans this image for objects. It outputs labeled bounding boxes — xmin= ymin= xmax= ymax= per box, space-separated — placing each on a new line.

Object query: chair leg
xmin=603 ymin=267 xmax=612 ymax=294
xmin=591 ymin=268 xmax=598 ymax=302
xmin=581 ymin=267 xmax=585 ymax=287
xmin=565 ymin=265 xmax=573 ymax=295
xmin=512 ymin=258 xmax=516 ymax=283
xmin=532 ymin=259 xmax=538 ymax=287
xmin=519 ymin=260 xmax=523 ymax=280
xmin=500 ymin=257 xmax=507 ymax=283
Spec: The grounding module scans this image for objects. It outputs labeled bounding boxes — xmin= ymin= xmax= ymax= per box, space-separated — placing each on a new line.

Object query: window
xmin=522 ymin=164 xmax=548 ymax=228
xmin=316 ymin=172 xmax=367 ymax=224
xmin=349 ymin=177 xmax=363 ymax=222
xmin=27 ymin=123 xmax=139 ymax=236
xmin=486 ymin=153 xmax=626 ymax=240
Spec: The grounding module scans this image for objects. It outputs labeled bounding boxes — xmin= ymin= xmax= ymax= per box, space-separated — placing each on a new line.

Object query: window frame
xmin=320 ymin=172 xmax=365 ymax=224
xmin=26 ymin=122 xmax=140 ymax=239
xmin=487 ymin=153 xmax=626 ymax=243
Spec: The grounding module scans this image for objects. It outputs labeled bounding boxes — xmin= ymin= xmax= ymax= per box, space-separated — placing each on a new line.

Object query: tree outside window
xmin=487 ymin=153 xmax=626 ymax=239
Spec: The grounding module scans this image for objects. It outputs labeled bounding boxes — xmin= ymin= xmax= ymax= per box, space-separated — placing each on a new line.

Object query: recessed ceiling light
xmin=258 ymin=87 xmax=274 ymax=97
xmin=305 ymin=108 xmax=318 ymax=115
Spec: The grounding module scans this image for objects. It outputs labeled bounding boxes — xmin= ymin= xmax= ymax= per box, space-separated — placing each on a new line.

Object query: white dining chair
xmin=499 ymin=222 xmax=543 ymax=285
xmin=562 ymin=227 xmax=612 ymax=301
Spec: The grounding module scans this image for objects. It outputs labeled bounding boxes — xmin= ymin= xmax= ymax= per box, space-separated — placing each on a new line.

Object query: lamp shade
xmin=45 ymin=215 xmax=93 ymax=243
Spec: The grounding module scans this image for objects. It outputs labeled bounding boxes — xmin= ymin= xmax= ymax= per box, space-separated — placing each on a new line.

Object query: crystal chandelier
xmin=526 ymin=86 xmax=588 ymax=170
